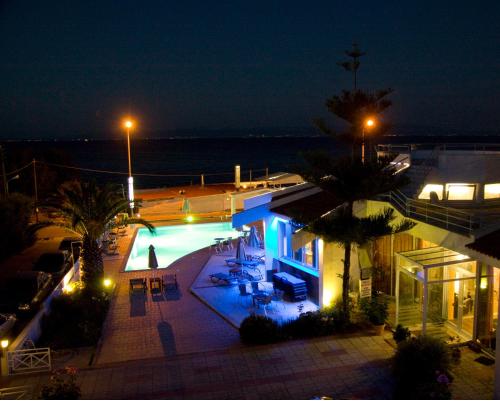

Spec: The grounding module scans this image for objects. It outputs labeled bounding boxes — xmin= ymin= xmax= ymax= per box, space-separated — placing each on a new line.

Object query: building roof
xmin=466 ymin=229 xmax=500 ymax=260
xmin=270 ymin=189 xmax=342 ymax=223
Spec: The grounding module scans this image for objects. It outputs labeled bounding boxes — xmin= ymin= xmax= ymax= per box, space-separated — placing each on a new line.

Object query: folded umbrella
xmin=148 ymin=244 xmax=159 ymax=269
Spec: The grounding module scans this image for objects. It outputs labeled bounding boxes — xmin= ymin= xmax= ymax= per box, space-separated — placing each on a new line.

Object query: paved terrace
xmin=95 ymin=231 xmax=241 ymax=364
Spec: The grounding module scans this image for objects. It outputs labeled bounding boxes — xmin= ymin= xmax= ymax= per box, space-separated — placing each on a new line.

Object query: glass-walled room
xmin=394 ymin=246 xmax=477 ymax=340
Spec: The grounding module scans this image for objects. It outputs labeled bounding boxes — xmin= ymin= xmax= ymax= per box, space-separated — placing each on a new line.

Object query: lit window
xmin=484 ymin=184 xmax=500 ymax=199
xmin=418 ymin=184 xmax=444 ymax=200
xmin=293 ymin=239 xmax=317 ymax=268
xmin=446 ymin=183 xmax=475 ymax=201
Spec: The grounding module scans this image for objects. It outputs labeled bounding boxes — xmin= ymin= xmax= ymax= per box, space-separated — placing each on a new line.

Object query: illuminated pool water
xmin=125 ymin=222 xmax=241 ymax=271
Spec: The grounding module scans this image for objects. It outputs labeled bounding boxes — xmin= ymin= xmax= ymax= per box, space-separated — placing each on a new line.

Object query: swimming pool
xmin=125 ymin=222 xmax=241 ymax=271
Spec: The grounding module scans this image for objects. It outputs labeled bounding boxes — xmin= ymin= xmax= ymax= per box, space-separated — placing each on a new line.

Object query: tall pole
xmin=0 ymin=146 xmax=7 ymax=198
xmin=126 ymin=128 xmax=132 ymax=178
xmin=124 ymin=120 xmax=135 ymax=217
xmin=361 ymin=127 xmax=365 ymax=164
xmin=33 ymin=159 xmax=39 ymax=223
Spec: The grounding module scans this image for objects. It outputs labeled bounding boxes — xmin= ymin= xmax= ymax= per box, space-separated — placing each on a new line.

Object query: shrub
xmin=393 ymin=324 xmax=411 ymax=343
xmin=281 ymin=311 xmax=335 ymax=338
xmin=360 ymin=295 xmax=388 ymax=325
xmin=393 ymin=336 xmax=451 ymax=399
xmin=39 ymin=367 xmax=81 ymax=399
xmin=40 ymin=287 xmax=110 ymax=349
xmin=239 ymin=315 xmax=281 ymax=345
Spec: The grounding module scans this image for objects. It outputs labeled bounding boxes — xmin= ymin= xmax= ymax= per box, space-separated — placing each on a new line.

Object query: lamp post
xmin=362 ymin=118 xmax=375 ymax=164
xmin=124 ymin=119 xmax=135 ymax=216
xmin=6 ymin=174 xmax=19 ymax=195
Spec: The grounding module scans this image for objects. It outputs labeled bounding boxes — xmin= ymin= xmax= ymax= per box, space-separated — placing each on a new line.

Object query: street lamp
xmin=123 ymin=118 xmax=135 ymax=216
xmin=6 ymin=174 xmax=19 ymax=195
xmin=362 ymin=118 xmax=375 ymax=164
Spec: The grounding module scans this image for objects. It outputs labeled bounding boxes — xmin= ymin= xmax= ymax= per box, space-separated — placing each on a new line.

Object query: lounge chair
xmin=241 ymin=269 xmax=263 ymax=282
xmin=163 ymin=274 xmax=178 ymax=290
xmin=149 ymin=277 xmax=163 ymax=294
xmin=225 ymin=258 xmax=259 ymax=268
xmin=209 ymin=272 xmax=236 ymax=285
xmin=129 ymin=278 xmax=147 ymax=294
xmin=251 ymin=254 xmax=265 ymax=264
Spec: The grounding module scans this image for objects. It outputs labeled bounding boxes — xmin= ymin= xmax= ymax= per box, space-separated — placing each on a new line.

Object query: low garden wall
xmin=9 ymin=261 xmax=80 ymax=351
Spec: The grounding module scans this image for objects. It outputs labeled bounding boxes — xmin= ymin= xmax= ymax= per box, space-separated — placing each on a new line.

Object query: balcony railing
xmin=379 ymin=190 xmax=480 ymax=236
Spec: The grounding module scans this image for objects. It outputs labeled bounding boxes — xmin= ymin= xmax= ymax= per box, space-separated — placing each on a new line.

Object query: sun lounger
xmin=241 ymin=270 xmax=263 ymax=282
xmin=163 ymin=274 xmax=178 ymax=290
xmin=129 ymin=278 xmax=147 ymax=294
xmin=209 ymin=272 xmax=236 ymax=285
xmin=149 ymin=277 xmax=163 ymax=294
xmin=225 ymin=258 xmax=259 ymax=268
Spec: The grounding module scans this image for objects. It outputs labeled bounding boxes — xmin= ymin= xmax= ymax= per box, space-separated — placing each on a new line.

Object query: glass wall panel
xmin=477 ymin=265 xmax=500 ymax=352
xmin=398 ymin=270 xmax=423 ymax=329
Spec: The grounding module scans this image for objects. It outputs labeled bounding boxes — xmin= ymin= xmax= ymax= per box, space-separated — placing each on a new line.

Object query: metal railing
xmin=379 ymin=190 xmax=480 ymax=236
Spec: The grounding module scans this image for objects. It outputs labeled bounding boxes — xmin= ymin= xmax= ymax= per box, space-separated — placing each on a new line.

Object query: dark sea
xmin=3 ymin=134 xmax=500 ymax=189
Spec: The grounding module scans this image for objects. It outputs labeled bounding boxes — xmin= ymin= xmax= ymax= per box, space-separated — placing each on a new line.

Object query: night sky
xmin=1 ymin=1 xmax=499 ymax=138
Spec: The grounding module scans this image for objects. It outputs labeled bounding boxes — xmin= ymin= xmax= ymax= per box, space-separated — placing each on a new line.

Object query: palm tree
xmin=294 ymin=155 xmax=414 ymax=320
xmin=303 ymin=207 xmax=415 ymax=320
xmin=45 ymin=180 xmax=155 ymax=288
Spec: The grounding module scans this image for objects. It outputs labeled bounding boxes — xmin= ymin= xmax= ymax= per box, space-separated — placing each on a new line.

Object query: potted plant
xmin=361 ymin=296 xmax=388 ymax=335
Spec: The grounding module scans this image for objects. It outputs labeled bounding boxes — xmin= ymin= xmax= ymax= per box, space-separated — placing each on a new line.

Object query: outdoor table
xmin=273 ymin=272 xmax=307 ymax=302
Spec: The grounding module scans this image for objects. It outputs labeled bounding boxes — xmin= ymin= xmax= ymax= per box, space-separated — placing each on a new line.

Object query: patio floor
xmin=191 ymin=248 xmax=318 ymax=327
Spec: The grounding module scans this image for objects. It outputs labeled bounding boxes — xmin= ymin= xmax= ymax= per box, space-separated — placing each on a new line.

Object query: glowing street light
xmin=123 ymin=118 xmax=135 ymax=216
xmin=362 ymin=118 xmax=375 ymax=164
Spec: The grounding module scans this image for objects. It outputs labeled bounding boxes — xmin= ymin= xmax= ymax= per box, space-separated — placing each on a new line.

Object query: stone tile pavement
xmin=2 ymin=334 xmax=396 ymax=399
xmin=2 ymin=332 xmax=496 ymax=399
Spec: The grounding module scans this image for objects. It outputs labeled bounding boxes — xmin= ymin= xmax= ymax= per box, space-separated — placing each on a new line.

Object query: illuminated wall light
xmin=0 ymin=339 xmax=8 ymax=349
xmin=484 ymin=183 xmax=500 ymax=199
xmin=186 ymin=215 xmax=194 ymax=222
xmin=446 ymin=183 xmax=475 ymax=201
xmin=103 ymin=278 xmax=112 ymax=288
xmin=63 ymin=284 xmax=74 ymax=294
xmin=128 ymin=176 xmax=135 ymax=209
xmin=418 ymin=184 xmax=444 ymax=200
xmin=480 ymin=277 xmax=488 ymax=289
xmin=322 ymin=289 xmax=334 ymax=307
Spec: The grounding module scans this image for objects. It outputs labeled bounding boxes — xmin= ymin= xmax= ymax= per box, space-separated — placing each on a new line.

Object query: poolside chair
xmin=163 ymin=274 xmax=178 ymax=290
xmin=209 ymin=272 xmax=236 ymax=285
xmin=149 ymin=277 xmax=163 ymax=294
xmin=222 ymin=237 xmax=233 ymax=252
xmin=225 ymin=258 xmax=259 ymax=268
xmin=250 ymin=254 xmax=265 ymax=264
xmin=129 ymin=278 xmax=147 ymax=294
xmin=251 ymin=281 xmax=265 ymax=294
xmin=241 ymin=269 xmax=263 ymax=282
xmin=256 ymin=294 xmax=273 ymax=316
xmin=106 ymin=239 xmax=119 ymax=255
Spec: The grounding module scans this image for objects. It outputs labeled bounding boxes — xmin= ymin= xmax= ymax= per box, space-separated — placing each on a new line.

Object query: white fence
xmin=7 ymin=348 xmax=51 ymax=375
xmin=0 ymin=385 xmax=33 ymax=399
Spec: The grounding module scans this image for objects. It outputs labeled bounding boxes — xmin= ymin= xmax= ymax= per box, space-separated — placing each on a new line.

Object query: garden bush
xmin=239 ymin=315 xmax=281 ymax=345
xmin=39 ymin=367 xmax=81 ymax=399
xmin=393 ymin=336 xmax=452 ymax=399
xmin=360 ymin=295 xmax=388 ymax=325
xmin=281 ymin=310 xmax=336 ymax=338
xmin=393 ymin=324 xmax=411 ymax=343
xmin=39 ymin=287 xmax=111 ymax=349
